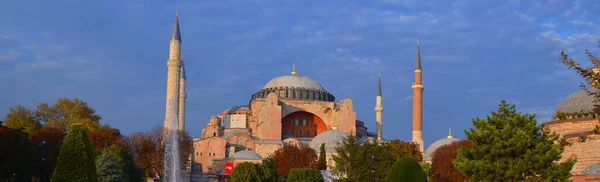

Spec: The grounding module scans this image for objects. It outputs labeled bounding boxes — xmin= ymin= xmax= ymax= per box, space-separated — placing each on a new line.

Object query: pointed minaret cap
xmin=171 ymin=11 xmax=182 ymax=41
xmin=447 ymin=127 xmax=453 ymax=139
xmin=377 ymin=72 xmax=382 ymax=96
xmin=415 ymin=39 xmax=421 ymax=70
xmin=291 ymin=61 xmax=297 ymax=75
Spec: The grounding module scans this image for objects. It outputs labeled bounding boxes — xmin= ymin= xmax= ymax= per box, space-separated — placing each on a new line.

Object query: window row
xmin=283 ymin=118 xmax=314 ymax=126
xmin=283 ymin=129 xmax=318 ymax=137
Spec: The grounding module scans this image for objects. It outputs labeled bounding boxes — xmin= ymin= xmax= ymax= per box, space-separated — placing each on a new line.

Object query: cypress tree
xmin=51 ymin=124 xmax=97 ymax=182
xmin=318 ymin=143 xmax=327 ymax=170
xmin=96 ymin=151 xmax=124 ymax=182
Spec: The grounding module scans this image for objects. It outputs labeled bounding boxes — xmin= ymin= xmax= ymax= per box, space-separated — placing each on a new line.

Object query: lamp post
xmin=371 ymin=155 xmax=377 ymax=182
xmin=38 ymin=140 xmax=50 ymax=182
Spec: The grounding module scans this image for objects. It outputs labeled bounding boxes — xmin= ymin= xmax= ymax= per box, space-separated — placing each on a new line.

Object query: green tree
xmin=96 ymin=145 xmax=145 ymax=182
xmin=0 ymin=125 xmax=34 ymax=181
xmin=385 ymin=156 xmax=427 ymax=182
xmin=453 ymin=100 xmax=575 ymax=181
xmin=51 ymin=124 xmax=97 ymax=182
xmin=35 ymin=98 xmax=102 ymax=132
xmin=3 ymin=105 xmax=41 ymax=133
xmin=318 ymin=143 xmax=327 ymax=170
xmin=286 ymin=168 xmax=323 ymax=182
xmin=259 ymin=157 xmax=279 ymax=182
xmin=332 ymin=135 xmax=395 ymax=182
xmin=419 ymin=162 xmax=432 ymax=181
xmin=96 ymin=151 xmax=125 ymax=182
xmin=388 ymin=140 xmax=422 ymax=162
xmin=230 ymin=162 xmax=259 ymax=182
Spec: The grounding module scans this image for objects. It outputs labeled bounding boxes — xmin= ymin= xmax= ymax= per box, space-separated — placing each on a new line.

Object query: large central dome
xmin=250 ymin=62 xmax=335 ymax=102
xmin=263 ymin=74 xmax=325 ymax=91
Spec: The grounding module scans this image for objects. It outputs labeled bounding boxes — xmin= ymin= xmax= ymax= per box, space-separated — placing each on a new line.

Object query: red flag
xmin=224 ymin=162 xmax=234 ymax=175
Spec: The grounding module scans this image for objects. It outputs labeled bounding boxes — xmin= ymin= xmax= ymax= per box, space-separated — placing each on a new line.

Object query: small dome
xmin=423 ymin=137 xmax=459 ymax=162
xmin=309 ymin=130 xmax=349 ymax=153
xmin=582 ymin=163 xmax=600 ymax=175
xmin=230 ymin=150 xmax=262 ymax=160
xmin=555 ymin=88 xmax=599 ymax=116
xmin=263 ymin=74 xmax=326 ymax=91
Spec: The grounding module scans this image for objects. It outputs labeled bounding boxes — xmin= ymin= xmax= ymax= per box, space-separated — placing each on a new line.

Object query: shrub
xmin=286 ymin=168 xmax=323 ymax=182
xmin=230 ymin=162 xmax=259 ymax=182
xmin=385 ymin=156 xmax=427 ymax=182
xmin=51 ymin=124 xmax=97 ymax=182
xmin=96 ymin=151 xmax=124 ymax=182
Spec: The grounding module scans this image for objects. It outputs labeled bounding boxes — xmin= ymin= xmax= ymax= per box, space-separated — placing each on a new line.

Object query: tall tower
xmin=412 ymin=39 xmax=424 ymax=152
xmin=178 ymin=55 xmax=187 ymax=131
xmin=374 ymin=72 xmax=384 ymax=140
xmin=164 ymin=12 xmax=182 ymax=130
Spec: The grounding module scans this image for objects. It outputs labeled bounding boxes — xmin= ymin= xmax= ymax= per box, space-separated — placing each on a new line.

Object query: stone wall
xmin=193 ymin=137 xmax=227 ymax=172
xmin=546 ymin=118 xmax=600 ymax=174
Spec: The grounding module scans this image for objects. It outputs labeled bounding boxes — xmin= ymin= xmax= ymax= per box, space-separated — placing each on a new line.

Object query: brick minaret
xmin=178 ymin=55 xmax=187 ymax=131
xmin=374 ymin=72 xmax=384 ymax=140
xmin=412 ymin=39 xmax=424 ymax=152
xmin=164 ymin=11 xmax=182 ymax=130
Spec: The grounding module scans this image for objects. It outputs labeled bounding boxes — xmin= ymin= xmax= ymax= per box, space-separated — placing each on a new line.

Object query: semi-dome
xmin=230 ymin=150 xmax=263 ymax=160
xmin=582 ymin=163 xmax=600 ymax=175
xmin=423 ymin=129 xmax=459 ymax=162
xmin=555 ymin=88 xmax=599 ymax=117
xmin=309 ymin=129 xmax=349 ymax=153
xmin=263 ymin=74 xmax=325 ymax=91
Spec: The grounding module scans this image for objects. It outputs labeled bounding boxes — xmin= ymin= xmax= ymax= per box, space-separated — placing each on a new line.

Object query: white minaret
xmin=178 ymin=55 xmax=187 ymax=131
xmin=374 ymin=72 xmax=384 ymax=140
xmin=164 ymin=12 xmax=182 ymax=130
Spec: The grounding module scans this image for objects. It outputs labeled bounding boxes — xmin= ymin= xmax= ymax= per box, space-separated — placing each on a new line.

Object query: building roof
xmin=582 ymin=163 xmax=600 ymax=175
xmin=415 ymin=39 xmax=421 ymax=70
xmin=230 ymin=150 xmax=263 ymax=160
xmin=423 ymin=129 xmax=459 ymax=162
xmin=263 ymin=74 xmax=326 ymax=91
xmin=309 ymin=130 xmax=349 ymax=153
xmin=555 ymin=88 xmax=599 ymax=116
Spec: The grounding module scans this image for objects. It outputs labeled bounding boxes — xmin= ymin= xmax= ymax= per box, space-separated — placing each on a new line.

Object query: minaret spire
xmin=447 ymin=127 xmax=453 ymax=139
xmin=412 ymin=39 xmax=424 ymax=153
xmin=164 ymin=12 xmax=183 ymax=131
xmin=178 ymin=53 xmax=187 ymax=131
xmin=291 ymin=60 xmax=297 ymax=75
xmin=375 ymin=72 xmax=384 ymax=140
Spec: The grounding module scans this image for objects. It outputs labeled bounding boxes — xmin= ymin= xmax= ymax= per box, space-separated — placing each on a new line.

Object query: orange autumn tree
xmin=388 ymin=140 xmax=423 ymax=161
xmin=273 ymin=145 xmax=318 ymax=176
xmin=431 ymin=140 xmax=471 ymax=182
xmin=89 ymin=125 xmax=127 ymax=151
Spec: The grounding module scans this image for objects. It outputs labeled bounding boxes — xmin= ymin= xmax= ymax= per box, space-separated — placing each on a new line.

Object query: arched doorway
xmin=281 ymin=111 xmax=327 ymax=138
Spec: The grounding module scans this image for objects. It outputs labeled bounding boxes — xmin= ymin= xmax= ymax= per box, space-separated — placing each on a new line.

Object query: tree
xmin=558 ymin=40 xmax=600 ymax=140
xmin=35 ymin=98 xmax=102 ymax=132
xmin=453 ymin=100 xmax=575 ymax=181
xmin=318 ymin=143 xmax=327 ymax=170
xmin=431 ymin=140 xmax=470 ymax=182
xmin=0 ymin=125 xmax=34 ymax=181
xmin=3 ymin=105 xmax=41 ymax=134
xmin=96 ymin=151 xmax=125 ymax=182
xmin=385 ymin=156 xmax=427 ymax=182
xmin=388 ymin=140 xmax=423 ymax=162
xmin=259 ymin=157 xmax=279 ymax=182
xmin=419 ymin=162 xmax=432 ymax=182
xmin=51 ymin=124 xmax=97 ymax=182
xmin=29 ymin=127 xmax=65 ymax=179
xmin=230 ymin=162 xmax=259 ymax=182
xmin=89 ymin=125 xmax=127 ymax=151
xmin=96 ymin=145 xmax=145 ymax=182
xmin=331 ymin=135 xmax=395 ymax=182
xmin=286 ymin=168 xmax=323 ymax=182
xmin=273 ymin=145 xmax=318 ymax=176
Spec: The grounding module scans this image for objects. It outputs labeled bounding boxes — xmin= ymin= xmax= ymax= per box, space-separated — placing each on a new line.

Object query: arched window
xmin=314 ymin=131 xmax=317 ymax=136
xmin=213 ymin=132 xmax=216 ymax=137
xmin=298 ymin=130 xmax=303 ymax=136
xmin=237 ymin=137 xmax=242 ymax=147
xmin=283 ymin=130 xmax=287 ymax=135
xmin=291 ymin=130 xmax=295 ymax=136
xmin=246 ymin=140 xmax=252 ymax=150
xmin=306 ymin=130 xmax=310 ymax=136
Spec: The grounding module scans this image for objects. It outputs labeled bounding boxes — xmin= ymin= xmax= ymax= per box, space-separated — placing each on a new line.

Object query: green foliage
xmin=51 ymin=124 xmax=97 ymax=182
xmin=419 ymin=162 xmax=432 ymax=181
xmin=388 ymin=140 xmax=423 ymax=162
xmin=230 ymin=162 xmax=259 ymax=182
xmin=453 ymin=100 xmax=576 ymax=181
xmin=96 ymin=145 xmax=145 ymax=182
xmin=96 ymin=151 xmax=124 ymax=182
xmin=35 ymin=98 xmax=102 ymax=132
xmin=331 ymin=135 xmax=395 ymax=182
xmin=385 ymin=156 xmax=427 ymax=182
xmin=3 ymin=105 xmax=41 ymax=134
xmin=259 ymin=157 xmax=279 ymax=182
xmin=318 ymin=143 xmax=327 ymax=170
xmin=0 ymin=125 xmax=34 ymax=181
xmin=286 ymin=168 xmax=323 ymax=182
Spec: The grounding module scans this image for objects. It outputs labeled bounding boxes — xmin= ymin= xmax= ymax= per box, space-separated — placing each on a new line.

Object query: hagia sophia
xmin=161 ymin=14 xmax=600 ymax=181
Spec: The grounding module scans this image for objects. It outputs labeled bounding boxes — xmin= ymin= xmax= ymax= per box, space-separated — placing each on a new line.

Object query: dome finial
xmin=332 ymin=123 xmax=338 ymax=130
xmin=291 ymin=60 xmax=297 ymax=75
xmin=447 ymin=127 xmax=453 ymax=139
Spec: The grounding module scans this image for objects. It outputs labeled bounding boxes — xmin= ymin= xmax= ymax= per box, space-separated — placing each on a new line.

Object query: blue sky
xmin=1 ymin=0 xmax=599 ymax=146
